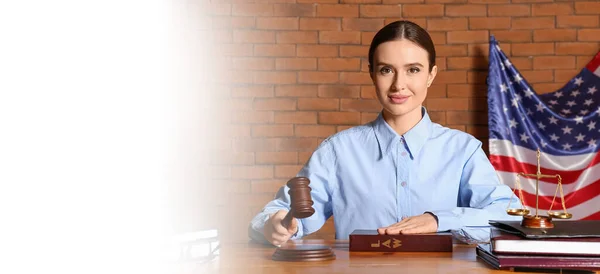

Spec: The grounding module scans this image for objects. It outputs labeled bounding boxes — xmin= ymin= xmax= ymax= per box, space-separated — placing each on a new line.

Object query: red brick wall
xmin=197 ymin=0 xmax=600 ymax=243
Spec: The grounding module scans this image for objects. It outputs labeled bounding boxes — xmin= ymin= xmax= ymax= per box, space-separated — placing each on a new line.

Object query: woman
xmin=248 ymin=20 xmax=521 ymax=246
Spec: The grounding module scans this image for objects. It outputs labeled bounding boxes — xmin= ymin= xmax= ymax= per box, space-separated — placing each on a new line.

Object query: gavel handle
xmin=281 ymin=210 xmax=294 ymax=229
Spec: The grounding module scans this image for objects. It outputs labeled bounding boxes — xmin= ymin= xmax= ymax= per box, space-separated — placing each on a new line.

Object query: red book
xmin=477 ymin=243 xmax=600 ymax=271
xmin=349 ymin=229 xmax=453 ymax=252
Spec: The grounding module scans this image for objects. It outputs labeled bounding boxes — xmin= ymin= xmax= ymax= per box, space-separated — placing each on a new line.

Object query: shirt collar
xmin=373 ymin=106 xmax=433 ymax=159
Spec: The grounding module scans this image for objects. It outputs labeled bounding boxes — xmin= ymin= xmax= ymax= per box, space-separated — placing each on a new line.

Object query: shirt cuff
xmin=429 ymin=210 xmax=461 ymax=232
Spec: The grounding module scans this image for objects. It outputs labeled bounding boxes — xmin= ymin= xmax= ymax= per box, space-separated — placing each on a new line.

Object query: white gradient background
xmin=0 ymin=1 xmax=219 ymax=274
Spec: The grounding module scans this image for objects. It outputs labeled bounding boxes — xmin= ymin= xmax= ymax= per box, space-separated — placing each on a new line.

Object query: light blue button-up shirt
xmin=248 ymin=107 xmax=522 ymax=244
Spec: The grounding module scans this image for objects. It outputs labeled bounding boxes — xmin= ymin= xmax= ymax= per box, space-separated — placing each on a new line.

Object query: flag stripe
xmin=496 ymin=171 xmax=600 ymax=197
xmin=585 ymin=51 xmax=600 ymax=77
xmin=490 ymin=139 xmax=598 ymax=170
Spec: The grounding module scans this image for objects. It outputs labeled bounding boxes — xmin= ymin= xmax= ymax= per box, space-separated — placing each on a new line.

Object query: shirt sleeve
xmin=429 ymin=139 xmax=523 ymax=242
xmin=247 ymin=139 xmax=336 ymax=245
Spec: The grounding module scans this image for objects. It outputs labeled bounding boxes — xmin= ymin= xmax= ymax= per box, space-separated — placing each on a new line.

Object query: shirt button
xmin=401 ymin=151 xmax=407 ymax=156
xmin=401 ymin=181 xmax=407 ymax=187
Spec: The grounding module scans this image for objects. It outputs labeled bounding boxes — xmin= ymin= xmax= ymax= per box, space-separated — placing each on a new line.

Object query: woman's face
xmin=370 ymin=39 xmax=437 ymax=118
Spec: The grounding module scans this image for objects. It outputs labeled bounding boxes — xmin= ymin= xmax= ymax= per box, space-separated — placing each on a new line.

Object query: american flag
xmin=487 ymin=35 xmax=600 ymax=220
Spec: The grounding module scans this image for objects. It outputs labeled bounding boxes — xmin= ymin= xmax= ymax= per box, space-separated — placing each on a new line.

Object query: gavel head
xmin=287 ymin=177 xmax=315 ymax=219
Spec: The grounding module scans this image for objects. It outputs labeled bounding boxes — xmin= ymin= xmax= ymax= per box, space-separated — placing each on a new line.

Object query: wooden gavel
xmin=281 ymin=177 xmax=315 ymax=229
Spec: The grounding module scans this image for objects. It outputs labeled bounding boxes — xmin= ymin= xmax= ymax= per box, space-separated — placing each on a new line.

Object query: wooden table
xmin=177 ymin=239 xmax=599 ymax=274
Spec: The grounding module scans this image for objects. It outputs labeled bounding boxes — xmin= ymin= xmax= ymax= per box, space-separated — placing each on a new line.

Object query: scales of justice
xmin=506 ymin=148 xmax=572 ymax=228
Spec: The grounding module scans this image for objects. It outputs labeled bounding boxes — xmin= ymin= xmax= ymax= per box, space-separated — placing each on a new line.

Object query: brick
xmin=340 ymin=45 xmax=369 ymax=57
xmin=468 ymin=43 xmax=511 ymax=57
xmin=510 ymin=57 xmax=533 ymax=70
xmin=275 ymin=85 xmax=318 ymax=97
xmin=469 ymin=17 xmax=511 ymax=30
xmin=435 ymin=57 xmax=446 ymax=70
xmin=402 ymin=4 xmax=444 ymax=17
xmin=429 ymin=32 xmax=447 ymax=45
xmin=256 ymin=17 xmax=298 ymax=30
xmin=340 ymin=72 xmax=372 ymax=85
xmin=468 ymin=0 xmax=508 ymax=3
xmin=274 ymin=4 xmax=316 ymax=16
xmin=231 ymin=111 xmax=273 ymax=124
xmin=467 ymin=71 xmax=488 ymax=84
xmin=318 ymin=85 xmax=361 ymax=98
xmin=342 ymin=18 xmax=384 ymax=31
xmin=445 ymin=5 xmax=486 ymax=16
xmin=231 ymin=166 xmax=273 ymax=180
xmin=578 ymin=56 xmax=595 ymax=68
xmin=520 ymin=70 xmax=554 ymax=83
xmin=361 ymin=86 xmax=377 ymax=99
xmin=493 ymin=30 xmax=532 ymax=43
xmin=447 ymin=84 xmax=487 ymax=98
xmin=298 ymin=71 xmax=339 ymax=84
xmin=555 ymin=69 xmax=580 ymax=83
xmin=208 ymin=4 xmax=231 ymax=16
xmin=219 ymin=44 xmax=253 ymax=57
xmin=295 ymin=125 xmax=337 ymax=137
xmin=361 ymin=59 xmax=370 ymax=72
xmin=299 ymin=18 xmax=341 ymax=30
xmin=427 ymin=84 xmax=447 ymax=98
xmin=434 ymin=45 xmax=468 ymax=57
xmin=275 ymin=165 xmax=304 ymax=178
xmin=532 ymin=83 xmax=565 ymax=94
xmin=276 ymin=31 xmax=318 ymax=44
xmin=276 ymin=138 xmax=320 ymax=152
xmin=341 ymin=0 xmax=382 ymax=3
xmin=532 ymin=3 xmax=574 ymax=16
xmin=298 ymin=98 xmax=339 ymax=111
xmin=230 ymin=17 xmax=256 ymax=29
xmin=298 ymin=0 xmax=338 ymax=2
xmin=340 ymin=99 xmax=382 ymax=112
xmin=488 ymin=5 xmax=530 ymax=16
xmin=254 ymin=44 xmax=296 ymax=57
xmin=318 ymin=58 xmax=361 ymax=71
xmin=225 ymin=70 xmax=253 ymax=84
xmin=252 ymin=125 xmax=294 ymax=137
xmin=298 ymin=151 xmax=313 ymax=164
xmin=466 ymin=126 xmax=488 ymax=138
xmin=233 ymin=138 xmax=277 ymax=152
xmin=319 ymin=31 xmax=361 ymax=44
xmin=428 ymin=111 xmax=445 ymax=124
xmin=233 ymin=57 xmax=275 ymax=71
xmin=231 ymin=85 xmax=274 ymax=98
xmin=254 ymin=71 xmax=297 ymax=84
xmin=447 ymin=31 xmax=489 ymax=44
xmin=578 ymin=29 xmax=600 ymax=42
xmin=232 ymin=4 xmax=273 ymax=16
xmin=512 ymin=17 xmax=555 ymax=30
xmin=276 ymin=58 xmax=317 ymax=70
xmin=385 ymin=18 xmax=427 ymax=26
xmin=575 ymin=1 xmax=600 ymax=15
xmin=206 ymin=30 xmax=232 ymax=43
xmin=361 ymin=32 xmax=376 ymax=45
xmin=512 ymin=0 xmax=554 ymax=4
xmin=274 ymin=111 xmax=317 ymax=124
xmin=254 ymin=98 xmax=296 ymax=110
xmin=533 ymin=29 xmax=576 ymax=42
xmin=467 ymin=97 xmax=487 ymax=111
xmin=436 ymin=71 xmax=467 ymax=84
xmin=382 ymin=0 xmax=424 ymax=3
xmin=556 ymin=42 xmax=599 ymax=55
xmin=427 ymin=18 xmax=468 ymax=31
xmin=361 ymin=112 xmax=380 ymax=124
xmin=233 ymin=30 xmax=275 ymax=43
xmin=534 ymin=56 xmax=576 ymax=70
xmin=447 ymin=57 xmax=487 ymax=70
xmin=298 ymin=45 xmax=339 ymax=57
xmin=360 ymin=5 xmax=403 ymax=17
xmin=319 ymin=112 xmax=361 ymax=125
xmin=511 ymin=43 xmax=554 ymax=56
xmin=251 ymin=180 xmax=284 ymax=194
xmin=228 ymin=99 xmax=253 ymax=111
xmin=446 ymin=111 xmax=487 ymax=125
xmin=557 ymin=16 xmax=600 ymax=28
xmin=425 ymin=98 xmax=469 ymax=111
xmin=317 ymin=4 xmax=359 ymax=17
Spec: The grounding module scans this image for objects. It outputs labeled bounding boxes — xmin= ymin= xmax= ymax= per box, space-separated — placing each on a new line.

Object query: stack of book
xmin=476 ymin=220 xmax=600 ymax=272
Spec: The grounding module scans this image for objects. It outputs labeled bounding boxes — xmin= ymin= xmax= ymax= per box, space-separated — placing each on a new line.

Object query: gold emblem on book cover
xmin=506 ymin=148 xmax=572 ymax=228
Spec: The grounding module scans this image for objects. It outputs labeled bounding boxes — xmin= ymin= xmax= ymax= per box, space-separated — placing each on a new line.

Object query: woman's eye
xmin=380 ymin=67 xmax=392 ymax=74
xmin=408 ymin=67 xmax=420 ymax=74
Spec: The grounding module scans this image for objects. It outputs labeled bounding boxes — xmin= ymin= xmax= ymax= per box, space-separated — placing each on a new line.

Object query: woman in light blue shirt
xmin=249 ymin=20 xmax=522 ymax=246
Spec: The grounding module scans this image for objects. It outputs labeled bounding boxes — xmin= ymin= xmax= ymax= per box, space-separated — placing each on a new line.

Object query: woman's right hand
xmin=263 ymin=210 xmax=298 ymax=246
